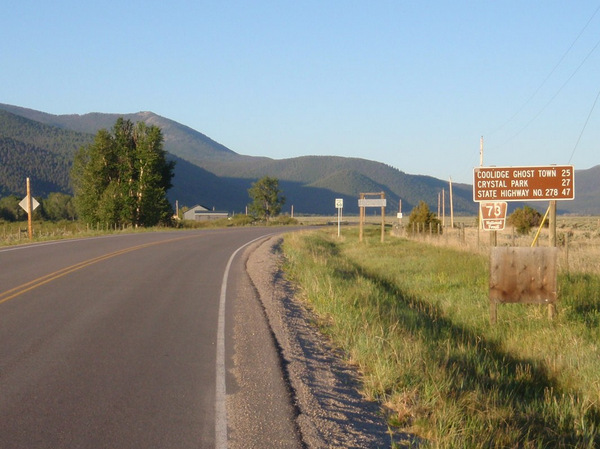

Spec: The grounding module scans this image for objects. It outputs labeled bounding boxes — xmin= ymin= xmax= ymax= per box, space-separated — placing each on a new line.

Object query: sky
xmin=2 ymin=1 xmax=599 ymax=184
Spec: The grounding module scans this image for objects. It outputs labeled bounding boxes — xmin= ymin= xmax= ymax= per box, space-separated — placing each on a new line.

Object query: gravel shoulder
xmin=241 ymin=235 xmax=408 ymax=448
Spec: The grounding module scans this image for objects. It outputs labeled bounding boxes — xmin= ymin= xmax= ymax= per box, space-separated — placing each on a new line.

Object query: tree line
xmin=0 ymin=193 xmax=76 ymax=222
xmin=1 ymin=118 xmax=175 ymax=227
xmin=1 ymin=117 xmax=290 ymax=227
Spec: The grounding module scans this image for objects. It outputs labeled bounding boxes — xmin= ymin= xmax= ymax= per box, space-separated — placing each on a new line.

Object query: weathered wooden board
xmin=490 ymin=247 xmax=558 ymax=305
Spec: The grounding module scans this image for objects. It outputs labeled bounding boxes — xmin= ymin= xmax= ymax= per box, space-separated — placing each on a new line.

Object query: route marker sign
xmin=480 ymin=201 xmax=507 ymax=231
xmin=473 ymin=165 xmax=574 ymax=202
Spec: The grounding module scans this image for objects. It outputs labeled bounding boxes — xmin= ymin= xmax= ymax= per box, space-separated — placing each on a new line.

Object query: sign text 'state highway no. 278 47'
xmin=473 ymin=165 xmax=575 ymax=202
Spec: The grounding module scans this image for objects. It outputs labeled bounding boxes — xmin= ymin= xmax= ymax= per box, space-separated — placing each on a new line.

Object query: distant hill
xmin=1 ymin=103 xmax=598 ymax=215
xmin=203 ymin=155 xmax=476 ymax=215
xmin=0 ymin=104 xmax=238 ymax=163
xmin=555 ymin=165 xmax=600 ymax=215
xmin=0 ymin=136 xmax=71 ymax=196
xmin=0 ymin=109 xmax=94 ymax=196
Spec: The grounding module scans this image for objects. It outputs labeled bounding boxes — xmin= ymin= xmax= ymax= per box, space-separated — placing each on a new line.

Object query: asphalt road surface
xmin=0 ymin=228 xmax=301 ymax=449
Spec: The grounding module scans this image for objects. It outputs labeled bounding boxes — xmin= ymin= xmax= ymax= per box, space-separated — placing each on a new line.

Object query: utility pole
xmin=478 ymin=137 xmax=483 ymax=244
xmin=442 ymin=189 xmax=445 ymax=228
xmin=26 ymin=177 xmax=33 ymax=240
xmin=449 ymin=177 xmax=454 ymax=229
xmin=479 ymin=136 xmax=496 ymax=246
xmin=480 ymin=136 xmax=484 ymax=166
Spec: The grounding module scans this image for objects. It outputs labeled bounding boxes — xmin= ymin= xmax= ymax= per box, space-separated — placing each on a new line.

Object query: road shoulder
xmin=244 ymin=235 xmax=398 ymax=448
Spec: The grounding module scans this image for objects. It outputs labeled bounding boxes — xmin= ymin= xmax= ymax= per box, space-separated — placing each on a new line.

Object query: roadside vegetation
xmin=282 ymin=224 xmax=600 ymax=448
xmin=0 ymin=213 xmax=299 ymax=246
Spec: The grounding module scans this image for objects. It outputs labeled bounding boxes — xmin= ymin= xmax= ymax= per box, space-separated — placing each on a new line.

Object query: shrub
xmin=507 ymin=206 xmax=543 ymax=235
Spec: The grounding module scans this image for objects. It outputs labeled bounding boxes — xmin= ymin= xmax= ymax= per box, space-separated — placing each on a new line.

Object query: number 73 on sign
xmin=480 ymin=201 xmax=508 ymax=231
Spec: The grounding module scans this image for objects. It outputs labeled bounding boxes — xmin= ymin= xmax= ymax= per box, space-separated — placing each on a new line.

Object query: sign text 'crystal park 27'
xmin=473 ymin=165 xmax=575 ymax=202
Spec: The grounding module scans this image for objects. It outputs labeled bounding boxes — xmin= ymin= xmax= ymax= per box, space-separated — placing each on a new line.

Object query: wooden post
xmin=26 ymin=177 xmax=33 ymax=240
xmin=477 ymin=212 xmax=480 ymax=248
xmin=549 ymin=200 xmax=557 ymax=247
xmin=442 ymin=189 xmax=445 ymax=228
xmin=478 ymin=137 xmax=483 ymax=247
xmin=359 ymin=193 xmax=365 ymax=243
xmin=548 ymin=200 xmax=557 ymax=319
xmin=565 ymin=232 xmax=570 ymax=275
xmin=381 ymin=192 xmax=385 ymax=243
xmin=449 ymin=177 xmax=454 ymax=229
xmin=490 ymin=230 xmax=497 ymax=247
xmin=490 ymin=301 xmax=498 ymax=325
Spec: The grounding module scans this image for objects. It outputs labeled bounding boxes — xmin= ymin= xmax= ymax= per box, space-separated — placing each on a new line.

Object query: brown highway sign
xmin=473 ymin=165 xmax=574 ymax=202
xmin=480 ymin=201 xmax=507 ymax=231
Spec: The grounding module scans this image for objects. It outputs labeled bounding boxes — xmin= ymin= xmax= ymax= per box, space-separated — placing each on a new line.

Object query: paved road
xmin=0 ymin=228 xmax=301 ymax=448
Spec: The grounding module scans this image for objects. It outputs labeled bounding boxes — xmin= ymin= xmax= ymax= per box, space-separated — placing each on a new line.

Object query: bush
xmin=268 ymin=215 xmax=298 ymax=226
xmin=507 ymin=206 xmax=543 ymax=235
xmin=228 ymin=214 xmax=255 ymax=226
xmin=408 ymin=200 xmax=441 ymax=234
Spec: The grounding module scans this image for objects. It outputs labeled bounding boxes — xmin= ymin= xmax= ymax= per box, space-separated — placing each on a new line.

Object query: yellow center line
xmin=0 ymin=235 xmax=197 ymax=305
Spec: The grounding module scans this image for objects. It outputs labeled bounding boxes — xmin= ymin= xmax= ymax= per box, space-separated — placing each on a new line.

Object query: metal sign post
xmin=335 ymin=198 xmax=343 ymax=238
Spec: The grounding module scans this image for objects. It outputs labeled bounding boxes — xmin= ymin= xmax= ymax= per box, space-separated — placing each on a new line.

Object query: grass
xmin=281 ymin=225 xmax=600 ymax=448
xmin=0 ymin=215 xmax=300 ymax=246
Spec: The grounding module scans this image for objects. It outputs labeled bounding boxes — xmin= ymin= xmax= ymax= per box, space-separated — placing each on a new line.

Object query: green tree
xmin=248 ymin=176 xmax=285 ymax=222
xmin=507 ymin=205 xmax=543 ymax=235
xmin=408 ymin=200 xmax=441 ymax=233
xmin=71 ymin=118 xmax=175 ymax=227
xmin=41 ymin=192 xmax=77 ymax=221
xmin=0 ymin=195 xmax=24 ymax=221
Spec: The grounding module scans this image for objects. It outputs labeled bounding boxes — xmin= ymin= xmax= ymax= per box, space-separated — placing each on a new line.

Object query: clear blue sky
xmin=2 ymin=1 xmax=599 ymax=184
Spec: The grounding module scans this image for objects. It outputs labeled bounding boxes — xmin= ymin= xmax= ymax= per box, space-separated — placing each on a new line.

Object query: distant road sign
xmin=19 ymin=196 xmax=39 ymax=214
xmin=473 ymin=165 xmax=574 ymax=202
xmin=358 ymin=198 xmax=387 ymax=208
xmin=335 ymin=198 xmax=344 ymax=209
xmin=480 ymin=201 xmax=507 ymax=231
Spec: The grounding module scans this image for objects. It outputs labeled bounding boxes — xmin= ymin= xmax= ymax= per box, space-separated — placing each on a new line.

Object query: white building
xmin=183 ymin=205 xmax=229 ymax=221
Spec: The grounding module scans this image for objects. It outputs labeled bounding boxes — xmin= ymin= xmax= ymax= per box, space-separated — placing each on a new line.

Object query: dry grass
xmin=394 ymin=215 xmax=600 ymax=275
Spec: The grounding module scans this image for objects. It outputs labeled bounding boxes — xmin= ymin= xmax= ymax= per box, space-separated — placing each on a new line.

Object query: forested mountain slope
xmin=1 ymin=103 xmax=598 ymax=215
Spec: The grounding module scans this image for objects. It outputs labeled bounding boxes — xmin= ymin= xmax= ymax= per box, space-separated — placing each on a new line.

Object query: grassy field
xmin=0 ymin=215 xmax=298 ymax=246
xmin=281 ymin=223 xmax=600 ymax=448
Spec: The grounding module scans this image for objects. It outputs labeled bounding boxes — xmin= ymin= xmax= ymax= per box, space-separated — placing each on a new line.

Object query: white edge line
xmin=215 ymin=234 xmax=273 ymax=449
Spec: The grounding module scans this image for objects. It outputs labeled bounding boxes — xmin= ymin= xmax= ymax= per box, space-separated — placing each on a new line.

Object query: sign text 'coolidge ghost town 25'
xmin=473 ymin=165 xmax=575 ymax=202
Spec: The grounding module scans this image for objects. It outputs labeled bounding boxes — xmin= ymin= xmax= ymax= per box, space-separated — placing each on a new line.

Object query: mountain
xmin=0 ymin=104 xmax=239 ymax=163
xmin=555 ymin=165 xmax=600 ymax=215
xmin=1 ymin=103 xmax=598 ymax=215
xmin=0 ymin=109 xmax=94 ymax=196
